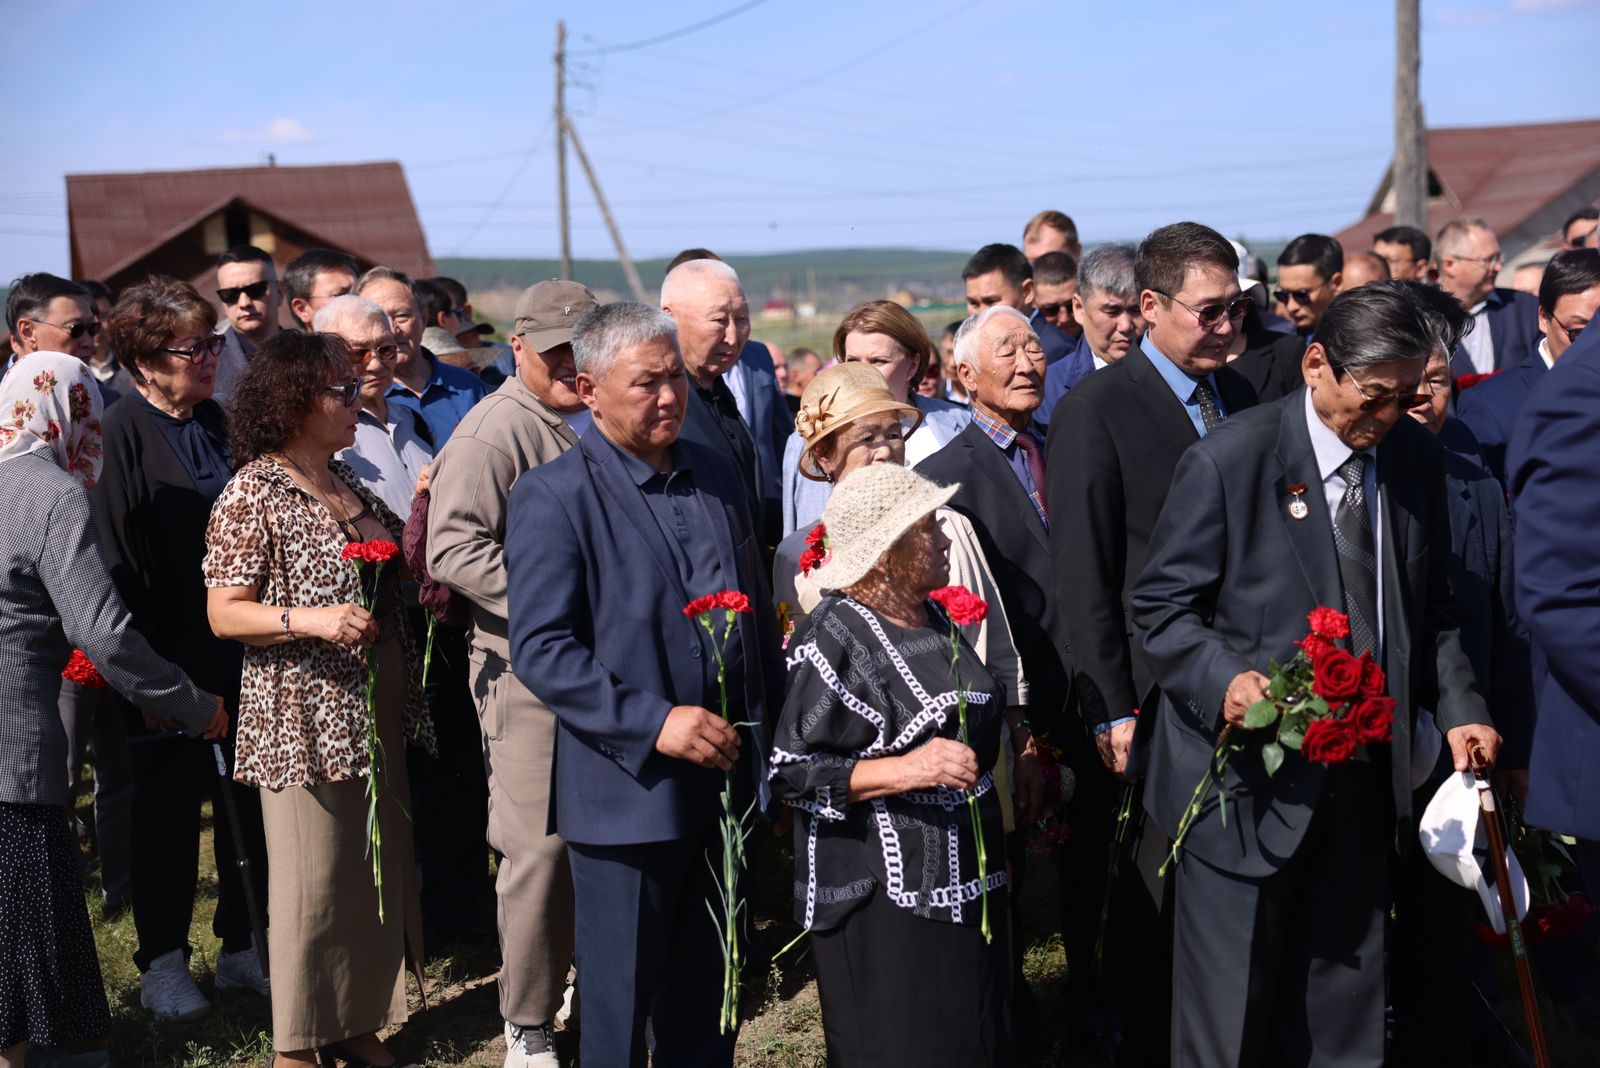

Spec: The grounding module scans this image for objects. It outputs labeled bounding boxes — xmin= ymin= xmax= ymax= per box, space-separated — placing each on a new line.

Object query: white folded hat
xmin=1419 ymin=771 xmax=1529 ymax=934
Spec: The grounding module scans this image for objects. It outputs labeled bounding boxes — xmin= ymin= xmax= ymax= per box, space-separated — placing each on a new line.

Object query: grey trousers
xmin=473 ymin=648 xmax=576 ymax=1028
xmin=59 ymin=679 xmax=133 ymax=904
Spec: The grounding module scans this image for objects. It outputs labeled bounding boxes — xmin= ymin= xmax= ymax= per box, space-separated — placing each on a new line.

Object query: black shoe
xmin=317 ymin=1042 xmax=418 ymax=1068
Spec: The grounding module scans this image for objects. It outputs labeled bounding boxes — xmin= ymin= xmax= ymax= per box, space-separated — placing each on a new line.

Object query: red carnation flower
xmin=341 ymin=543 xmax=364 ymax=561
xmin=805 ymin=523 xmax=827 ymax=550
xmin=1302 ymin=716 xmax=1358 ymax=764
xmin=798 ymin=546 xmax=826 ymax=576
xmin=713 ymin=590 xmax=752 ymax=614
xmin=929 ymin=585 xmax=989 ymax=627
xmin=1307 ymin=607 xmax=1350 ymax=640
xmin=1356 ymin=652 xmax=1386 ymax=698
xmin=62 ymin=649 xmax=108 ymax=689
xmin=1298 ymin=632 xmax=1336 ymax=664
xmin=1313 ymin=648 xmax=1363 ymax=705
xmin=1347 ymin=695 xmax=1395 ymax=744
xmin=362 ymin=540 xmax=400 ymax=563
xmin=1456 ymin=370 xmax=1503 ymax=392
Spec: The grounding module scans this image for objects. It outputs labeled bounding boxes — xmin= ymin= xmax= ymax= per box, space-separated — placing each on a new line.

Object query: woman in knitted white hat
xmin=770 ymin=463 xmax=1019 ymax=1067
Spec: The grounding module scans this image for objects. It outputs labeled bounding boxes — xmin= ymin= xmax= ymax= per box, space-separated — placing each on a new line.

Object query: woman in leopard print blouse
xmin=204 ymin=331 xmax=434 ymax=1068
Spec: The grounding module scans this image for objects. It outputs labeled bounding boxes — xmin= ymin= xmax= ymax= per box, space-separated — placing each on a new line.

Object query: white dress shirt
xmin=1303 ymin=389 xmax=1384 ymax=655
xmin=1460 ymin=301 xmax=1494 ymax=375
xmin=339 ymin=401 xmax=435 ymax=519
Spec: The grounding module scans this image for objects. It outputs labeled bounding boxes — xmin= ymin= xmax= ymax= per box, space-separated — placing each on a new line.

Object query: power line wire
xmin=570 ymin=0 xmax=772 ymax=56
xmin=444 ymin=118 xmax=555 ymax=256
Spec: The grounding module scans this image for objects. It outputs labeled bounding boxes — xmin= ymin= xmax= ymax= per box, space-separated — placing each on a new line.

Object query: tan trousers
xmin=472 ymin=648 xmax=575 ymax=1028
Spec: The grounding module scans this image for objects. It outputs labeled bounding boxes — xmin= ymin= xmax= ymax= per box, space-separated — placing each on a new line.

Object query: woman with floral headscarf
xmin=0 ymin=353 xmax=226 ymax=1068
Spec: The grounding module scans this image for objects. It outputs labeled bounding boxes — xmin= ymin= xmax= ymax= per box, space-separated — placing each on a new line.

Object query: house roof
xmin=66 ymin=161 xmax=434 ymax=279
xmin=1331 ymin=118 xmax=1600 ymax=254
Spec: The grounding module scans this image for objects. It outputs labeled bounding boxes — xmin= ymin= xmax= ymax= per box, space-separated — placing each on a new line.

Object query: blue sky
xmin=4 ymin=0 xmax=1598 ymax=282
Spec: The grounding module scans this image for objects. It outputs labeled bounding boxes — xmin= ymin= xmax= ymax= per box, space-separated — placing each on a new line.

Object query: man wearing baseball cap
xmin=426 ymin=278 xmax=599 ymax=1067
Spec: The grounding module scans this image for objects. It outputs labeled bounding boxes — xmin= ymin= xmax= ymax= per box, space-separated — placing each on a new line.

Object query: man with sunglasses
xmin=4 ymin=272 xmax=120 ymax=406
xmin=1134 ymin=281 xmax=1498 ymax=1066
xmin=1274 ymin=233 xmax=1344 ymax=343
xmin=212 ymin=245 xmax=282 ymax=404
xmin=1563 ymin=206 xmax=1598 ymax=251
xmin=1045 ymin=221 xmax=1258 ymax=1064
xmin=1458 ymin=248 xmax=1600 ymax=486
xmin=1434 ymin=216 xmax=1542 ymax=376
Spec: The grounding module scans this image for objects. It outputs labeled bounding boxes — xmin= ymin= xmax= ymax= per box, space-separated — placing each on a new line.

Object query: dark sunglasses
xmin=1155 ymin=290 xmax=1251 ymax=328
xmin=323 ymin=379 xmax=362 ymax=407
xmin=25 ymin=316 xmax=100 ymax=339
xmin=1344 ymin=363 xmax=1431 ymax=412
xmin=1036 ymin=302 xmax=1072 ymax=319
xmin=1274 ymin=287 xmax=1321 ymax=306
xmin=348 ymin=343 xmax=400 ymax=364
xmin=163 ymin=334 xmax=226 ymax=362
xmin=217 ymin=280 xmax=273 ymax=305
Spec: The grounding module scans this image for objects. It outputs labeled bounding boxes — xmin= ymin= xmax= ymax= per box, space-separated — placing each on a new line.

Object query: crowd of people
xmin=1 ymin=201 xmax=1599 ymax=1068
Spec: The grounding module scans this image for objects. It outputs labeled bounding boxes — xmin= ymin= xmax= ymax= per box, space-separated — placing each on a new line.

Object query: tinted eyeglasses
xmin=217 ymin=280 xmax=274 ymax=305
xmin=162 ymin=334 xmax=226 ymax=362
xmin=1274 ymin=286 xmax=1323 ymax=306
xmin=24 ymin=317 xmax=100 ymax=340
xmin=1154 ymin=290 xmax=1251 ymax=328
xmin=1343 ymin=363 xmax=1431 ymax=412
xmin=323 ymin=379 xmax=362 ymax=407
xmin=348 ymin=343 xmax=400 ymax=364
xmin=1036 ymin=302 xmax=1072 ymax=319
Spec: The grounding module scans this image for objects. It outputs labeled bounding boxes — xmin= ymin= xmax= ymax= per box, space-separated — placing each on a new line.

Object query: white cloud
xmin=219 ymin=117 xmax=316 ymax=145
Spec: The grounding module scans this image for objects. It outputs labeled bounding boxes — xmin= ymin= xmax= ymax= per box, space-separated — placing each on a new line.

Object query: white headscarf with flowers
xmin=0 ymin=352 xmax=104 ymax=489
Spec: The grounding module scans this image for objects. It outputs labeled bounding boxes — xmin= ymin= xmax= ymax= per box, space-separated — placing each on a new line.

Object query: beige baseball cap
xmin=514 ymin=280 xmax=599 ymax=351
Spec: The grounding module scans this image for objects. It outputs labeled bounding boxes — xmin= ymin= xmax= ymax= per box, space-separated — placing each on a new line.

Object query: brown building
xmin=1333 ymin=118 xmax=1600 ymax=267
xmin=66 ymin=161 xmax=435 ymax=309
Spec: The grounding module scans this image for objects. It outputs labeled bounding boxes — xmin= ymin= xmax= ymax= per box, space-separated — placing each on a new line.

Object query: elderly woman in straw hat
xmin=771 ymin=463 xmax=1015 ymax=1066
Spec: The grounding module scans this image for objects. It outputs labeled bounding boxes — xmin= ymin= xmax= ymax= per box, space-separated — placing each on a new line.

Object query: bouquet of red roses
xmin=1161 ymin=607 xmax=1394 ymax=874
xmin=62 ymin=649 xmax=108 ymax=688
xmin=342 ymin=538 xmax=402 ymax=921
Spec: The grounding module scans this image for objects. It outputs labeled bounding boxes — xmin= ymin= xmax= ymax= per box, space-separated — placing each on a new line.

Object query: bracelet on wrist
xmin=280 ymin=606 xmax=292 ymax=638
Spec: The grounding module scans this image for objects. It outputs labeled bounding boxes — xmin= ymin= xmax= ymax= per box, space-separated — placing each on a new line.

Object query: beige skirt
xmin=259 ymin=634 xmax=424 ymax=1051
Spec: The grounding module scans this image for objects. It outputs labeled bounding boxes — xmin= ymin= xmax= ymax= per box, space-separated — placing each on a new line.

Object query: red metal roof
xmin=66 ymin=161 xmax=434 ymax=280
xmin=1332 ymin=118 xmax=1600 ymax=253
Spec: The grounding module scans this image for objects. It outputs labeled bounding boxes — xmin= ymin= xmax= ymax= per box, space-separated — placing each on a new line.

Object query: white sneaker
xmin=555 ymin=980 xmax=579 ymax=1032
xmin=214 ymin=947 xmax=271 ymax=996
xmin=140 ymin=949 xmax=210 ymax=1021
xmin=503 ymin=1020 xmax=560 ymax=1067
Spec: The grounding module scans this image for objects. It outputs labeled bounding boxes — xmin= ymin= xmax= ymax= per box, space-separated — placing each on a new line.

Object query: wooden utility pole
xmin=555 ymin=20 xmax=572 ymax=279
xmin=1393 ymin=0 xmax=1426 ymax=230
xmin=564 ymin=118 xmax=647 ymax=302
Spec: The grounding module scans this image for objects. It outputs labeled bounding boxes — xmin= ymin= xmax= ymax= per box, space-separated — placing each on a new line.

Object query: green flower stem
xmin=701 ymin=608 xmax=750 ymax=1035
xmin=1093 ymin=782 xmax=1137 ymax=972
xmin=353 ymin=559 xmax=389 ymax=923
xmin=1160 ymin=728 xmax=1231 ymax=877
xmin=946 ymin=629 xmax=991 ymax=944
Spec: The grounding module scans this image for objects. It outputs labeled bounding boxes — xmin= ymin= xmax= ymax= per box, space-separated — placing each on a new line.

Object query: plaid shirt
xmin=971 ymin=406 xmax=1049 ymax=527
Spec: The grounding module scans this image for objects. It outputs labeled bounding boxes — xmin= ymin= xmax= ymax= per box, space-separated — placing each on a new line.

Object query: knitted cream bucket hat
xmin=809 ymin=463 xmax=958 ymax=591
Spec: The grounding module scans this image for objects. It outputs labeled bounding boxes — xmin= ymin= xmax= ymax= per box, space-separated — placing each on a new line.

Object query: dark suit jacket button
xmin=691 ymin=645 xmax=702 ymax=658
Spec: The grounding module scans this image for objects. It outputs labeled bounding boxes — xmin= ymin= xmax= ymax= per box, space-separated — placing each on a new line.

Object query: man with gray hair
xmin=506 ymin=301 xmax=780 ymax=1068
xmin=1433 ymin=216 xmax=1542 ymax=374
xmin=426 ymin=279 xmax=598 ymax=1067
xmin=314 ymin=293 xmax=434 ymax=518
xmin=1039 ymin=243 xmax=1146 ymax=421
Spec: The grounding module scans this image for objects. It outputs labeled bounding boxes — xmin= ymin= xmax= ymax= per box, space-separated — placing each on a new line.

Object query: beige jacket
xmin=426 ymin=376 xmax=579 ymax=660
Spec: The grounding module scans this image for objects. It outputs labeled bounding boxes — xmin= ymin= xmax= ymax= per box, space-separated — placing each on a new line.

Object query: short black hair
xmin=77 ymin=279 xmax=114 ymax=307
xmin=1134 ymin=222 xmax=1238 ymax=299
xmin=6 ymin=273 xmax=90 ymax=334
xmin=943 ymin=320 xmax=962 ymax=340
xmin=1277 ymin=233 xmax=1343 ymax=281
xmin=216 ymin=244 xmax=276 ymax=273
xmin=1563 ymin=206 xmax=1599 ymax=240
xmin=1318 ymin=281 xmax=1434 ymax=375
xmin=431 ymin=276 xmax=468 ymax=306
xmin=1397 ymin=279 xmax=1473 ymax=359
xmin=1032 ymin=251 xmax=1078 ymax=289
xmin=1538 ymin=248 xmax=1600 ymax=316
xmin=413 ymin=278 xmax=453 ymax=327
xmin=961 ymin=243 xmax=1032 ymax=288
xmin=282 ymin=248 xmax=359 ymax=306
xmin=1373 ymin=225 xmax=1431 ymax=262
xmin=666 ymin=248 xmax=721 ymax=273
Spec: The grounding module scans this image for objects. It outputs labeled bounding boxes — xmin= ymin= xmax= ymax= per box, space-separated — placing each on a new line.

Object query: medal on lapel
xmin=1287 ymin=483 xmax=1309 ymax=520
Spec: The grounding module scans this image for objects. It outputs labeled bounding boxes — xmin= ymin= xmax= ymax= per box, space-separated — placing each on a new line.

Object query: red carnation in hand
xmin=1356 ymin=652 xmax=1386 ymax=698
xmin=1347 ymin=695 xmax=1395 ymax=744
xmin=341 ymin=543 xmax=364 ymax=562
xmin=799 ymin=523 xmax=830 ymax=576
xmin=62 ymin=649 xmax=108 ymax=689
xmin=1302 ymin=716 xmax=1358 ymax=764
xmin=930 ymin=585 xmax=989 ymax=627
xmin=1307 ymin=607 xmax=1350 ymax=640
xmin=805 ymin=523 xmax=827 ymax=550
xmin=343 ymin=539 xmax=401 ymax=564
xmin=1313 ymin=648 xmax=1363 ymax=705
xmin=1298 ymin=632 xmax=1336 ymax=665
xmin=684 ymin=589 xmax=751 ymax=618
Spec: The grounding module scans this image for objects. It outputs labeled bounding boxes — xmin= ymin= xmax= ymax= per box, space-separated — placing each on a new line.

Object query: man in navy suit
xmin=1039 ymin=243 xmax=1143 ymax=425
xmin=1508 ymin=311 xmax=1600 ymax=892
xmin=963 ymin=242 xmax=1075 ymax=365
xmin=1435 ymin=217 xmax=1543 ymax=376
xmin=726 ymin=339 xmax=791 ymax=528
xmin=1457 ymin=248 xmax=1600 ymax=485
xmin=506 ymin=301 xmax=780 ymax=1067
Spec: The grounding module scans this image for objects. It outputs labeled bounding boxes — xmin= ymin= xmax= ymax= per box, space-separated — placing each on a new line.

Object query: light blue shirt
xmin=1141 ymin=335 xmax=1227 ymax=438
xmin=339 ymin=401 xmax=435 ymax=520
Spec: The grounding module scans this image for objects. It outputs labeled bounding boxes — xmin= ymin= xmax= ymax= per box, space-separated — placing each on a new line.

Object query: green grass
xmin=73 ymin=791 xmax=1599 ymax=1066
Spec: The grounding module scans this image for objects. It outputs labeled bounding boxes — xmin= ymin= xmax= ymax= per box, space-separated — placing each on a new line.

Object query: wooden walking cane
xmin=212 ymin=742 xmax=271 ymax=980
xmin=1470 ymin=743 xmax=1548 ymax=1068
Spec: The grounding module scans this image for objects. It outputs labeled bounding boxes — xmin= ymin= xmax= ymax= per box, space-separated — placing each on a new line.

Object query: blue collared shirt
xmin=970 ymin=406 xmax=1049 ymax=528
xmin=1141 ymin=335 xmax=1227 ymax=438
xmin=386 ymin=353 xmax=488 ymax=448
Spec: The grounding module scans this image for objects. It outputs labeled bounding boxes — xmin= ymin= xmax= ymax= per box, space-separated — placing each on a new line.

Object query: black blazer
xmin=917 ymin=420 xmax=1072 ymax=729
xmin=1132 ymin=393 xmax=1489 ymax=877
xmin=1229 ymin=323 xmax=1305 ymax=402
xmin=1046 ymin=343 xmax=1256 ymax=766
xmin=1451 ymin=286 xmax=1542 ymax=375
xmin=678 ymin=381 xmax=767 ymax=542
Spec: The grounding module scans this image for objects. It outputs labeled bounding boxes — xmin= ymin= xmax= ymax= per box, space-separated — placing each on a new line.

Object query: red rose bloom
xmin=1347 ymin=695 xmax=1395 ymax=744
xmin=1302 ymin=716 xmax=1358 ymax=764
xmin=1356 ymin=653 xmax=1386 ymax=698
xmin=1307 ymin=607 xmax=1350 ymax=640
xmin=1313 ymin=648 xmax=1363 ymax=704
xmin=1298 ymin=632 xmax=1336 ymax=665
xmin=929 ymin=585 xmax=989 ymax=626
xmin=62 ymin=649 xmax=108 ymax=689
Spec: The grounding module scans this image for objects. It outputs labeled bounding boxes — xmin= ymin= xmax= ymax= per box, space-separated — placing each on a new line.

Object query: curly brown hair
xmin=106 ymin=276 xmax=218 ymax=385
xmin=227 ymin=331 xmax=351 ymax=464
xmin=831 ymin=301 xmax=936 ymax=399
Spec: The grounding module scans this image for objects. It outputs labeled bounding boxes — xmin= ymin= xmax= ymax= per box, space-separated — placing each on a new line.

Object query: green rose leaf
xmin=1243 ymin=699 xmax=1281 ymax=730
xmin=1262 ymin=741 xmax=1285 ymax=777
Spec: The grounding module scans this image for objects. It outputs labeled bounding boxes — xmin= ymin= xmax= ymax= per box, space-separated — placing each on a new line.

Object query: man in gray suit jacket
xmin=1132 ymin=283 xmax=1500 ymax=1066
